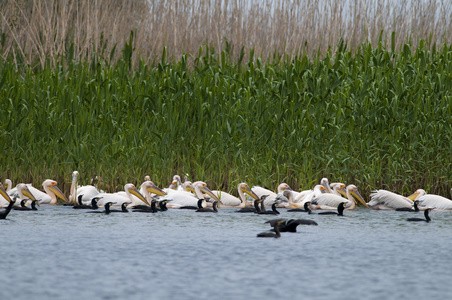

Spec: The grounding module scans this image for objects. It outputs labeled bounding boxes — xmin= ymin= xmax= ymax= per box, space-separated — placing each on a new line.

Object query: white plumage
xmin=368 ymin=189 xmax=423 ymax=210
xmin=312 ymin=184 xmax=367 ymax=210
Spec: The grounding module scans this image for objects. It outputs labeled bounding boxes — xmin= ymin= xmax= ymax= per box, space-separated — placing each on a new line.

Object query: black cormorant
xmin=318 ymin=202 xmax=346 ymax=216
xmin=407 ymin=208 xmax=432 ymax=222
xmin=396 ymin=200 xmax=420 ymax=212
xmin=0 ymin=199 xmax=16 ymax=219
xmin=257 ymin=220 xmax=285 ymax=238
xmin=287 ymin=201 xmax=313 ymax=213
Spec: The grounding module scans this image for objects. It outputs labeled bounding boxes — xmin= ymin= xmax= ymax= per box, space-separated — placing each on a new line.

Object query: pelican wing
xmin=368 ymin=190 xmax=413 ymax=210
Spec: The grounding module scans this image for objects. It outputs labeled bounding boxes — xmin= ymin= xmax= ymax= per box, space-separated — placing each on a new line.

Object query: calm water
xmin=1 ymin=206 xmax=451 ymax=300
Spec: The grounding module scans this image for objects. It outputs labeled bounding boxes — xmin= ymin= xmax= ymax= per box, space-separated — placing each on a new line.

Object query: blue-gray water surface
xmin=1 ymin=206 xmax=451 ymax=300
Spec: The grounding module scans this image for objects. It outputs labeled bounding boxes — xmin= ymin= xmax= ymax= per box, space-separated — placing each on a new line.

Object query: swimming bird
xmin=73 ymin=195 xmax=97 ymax=209
xmin=257 ymin=202 xmax=280 ymax=215
xmin=368 ymin=189 xmax=423 ymax=210
xmin=133 ymin=200 xmax=158 ymax=213
xmin=287 ymin=201 xmax=313 ymax=213
xmin=10 ymin=183 xmax=38 ymax=207
xmin=13 ymin=199 xmax=39 ymax=211
xmin=87 ymin=202 xmax=115 ymax=214
xmin=157 ymin=199 xmax=170 ymax=211
xmin=128 ymin=180 xmax=168 ymax=208
xmin=407 ymin=208 xmax=432 ymax=222
xmin=318 ymin=202 xmax=346 ymax=216
xmin=69 ymin=171 xmax=100 ymax=205
xmin=395 ymin=200 xmax=420 ymax=212
xmin=0 ymin=182 xmax=12 ymax=207
xmin=213 ymin=182 xmax=260 ymax=207
xmin=108 ymin=202 xmax=129 ymax=213
xmin=320 ymin=178 xmax=347 ymax=198
xmin=26 ymin=180 xmax=69 ymax=204
xmin=415 ymin=191 xmax=452 ymax=210
xmin=162 ymin=181 xmax=220 ymax=209
xmin=196 ymin=199 xmax=219 ymax=212
xmin=0 ymin=179 xmax=13 ymax=207
xmin=96 ymin=183 xmax=150 ymax=207
xmin=0 ymin=198 xmax=15 ymax=219
xmin=252 ymin=183 xmax=292 ymax=206
xmin=285 ymin=185 xmax=327 ymax=209
xmin=266 ymin=218 xmax=318 ymax=232
xmin=257 ymin=220 xmax=285 ymax=238
xmin=311 ymin=184 xmax=367 ymax=210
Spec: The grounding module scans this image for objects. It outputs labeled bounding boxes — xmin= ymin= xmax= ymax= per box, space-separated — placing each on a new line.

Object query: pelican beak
xmin=0 ymin=183 xmax=12 ymax=202
xmin=321 ymin=181 xmax=331 ymax=192
xmin=200 ymin=186 xmax=220 ymax=202
xmin=339 ymin=186 xmax=347 ymax=198
xmin=186 ymin=184 xmax=196 ymax=193
xmin=407 ymin=190 xmax=420 ymax=201
xmin=146 ymin=183 xmax=167 ymax=196
xmin=49 ymin=183 xmax=69 ymax=202
xmin=129 ymin=187 xmax=150 ymax=206
xmin=169 ymin=180 xmax=178 ymax=190
xmin=351 ymin=190 xmax=368 ymax=207
xmin=22 ymin=186 xmax=37 ymax=201
xmin=243 ymin=186 xmax=259 ymax=200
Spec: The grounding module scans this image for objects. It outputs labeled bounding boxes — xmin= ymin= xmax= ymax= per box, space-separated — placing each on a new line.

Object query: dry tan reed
xmin=1 ymin=0 xmax=451 ymax=67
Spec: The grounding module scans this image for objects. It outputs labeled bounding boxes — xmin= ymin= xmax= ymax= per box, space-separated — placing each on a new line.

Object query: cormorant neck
xmin=254 ymin=200 xmax=261 ymax=212
xmin=197 ymin=199 xmax=204 ymax=209
xmin=337 ymin=204 xmax=345 ymax=216
xmin=271 ymin=203 xmax=279 ymax=213
xmin=91 ymin=199 xmax=98 ymax=209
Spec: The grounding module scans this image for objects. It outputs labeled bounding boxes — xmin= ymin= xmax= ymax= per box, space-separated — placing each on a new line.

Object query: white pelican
xmin=96 ymin=183 xmax=150 ymax=207
xmin=25 ymin=180 xmax=68 ymax=204
xmin=167 ymin=175 xmax=182 ymax=190
xmin=416 ymin=190 xmax=452 ymax=210
xmin=252 ymin=183 xmax=292 ymax=206
xmin=368 ymin=189 xmax=423 ymax=210
xmin=311 ymin=184 xmax=367 ymax=210
xmin=12 ymin=183 xmax=39 ymax=206
xmin=212 ymin=183 xmax=259 ymax=207
xmin=163 ymin=181 xmax=220 ymax=208
xmin=3 ymin=179 xmax=12 ymax=193
xmin=69 ymin=171 xmax=100 ymax=204
xmin=138 ymin=181 xmax=167 ymax=206
xmin=320 ymin=178 xmax=348 ymax=197
xmin=0 ymin=182 xmax=12 ymax=207
xmin=285 ymin=185 xmax=326 ymax=209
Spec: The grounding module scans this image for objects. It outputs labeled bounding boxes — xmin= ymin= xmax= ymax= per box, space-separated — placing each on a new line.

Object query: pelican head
xmin=347 ymin=185 xmax=368 ymax=207
xmin=239 ymin=183 xmax=259 ymax=201
xmin=320 ymin=178 xmax=333 ymax=193
xmin=331 ymin=183 xmax=347 ymax=197
xmin=184 ymin=181 xmax=195 ymax=193
xmin=125 ymin=183 xmax=150 ymax=205
xmin=43 ymin=180 xmax=68 ymax=202
xmin=277 ymin=183 xmax=292 ymax=193
xmin=142 ymin=180 xmax=167 ymax=197
xmin=194 ymin=181 xmax=220 ymax=202
xmin=407 ymin=189 xmax=426 ymax=201
xmin=0 ymin=182 xmax=12 ymax=202
xmin=144 ymin=175 xmax=151 ymax=181
xmin=17 ymin=183 xmax=37 ymax=201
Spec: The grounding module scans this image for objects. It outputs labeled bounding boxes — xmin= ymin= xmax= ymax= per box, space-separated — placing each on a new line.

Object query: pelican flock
xmin=1 ymin=172 xmax=448 ymax=238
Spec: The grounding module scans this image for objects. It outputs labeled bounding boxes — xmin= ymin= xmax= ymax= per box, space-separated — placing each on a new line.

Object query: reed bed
xmin=1 ymin=0 xmax=452 ymax=67
xmin=1 ymin=38 xmax=452 ymax=198
xmin=1 ymin=1 xmax=452 ymax=199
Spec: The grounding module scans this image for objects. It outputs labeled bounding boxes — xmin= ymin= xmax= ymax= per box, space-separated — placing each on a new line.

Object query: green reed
xmin=1 ymin=38 xmax=452 ymax=199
